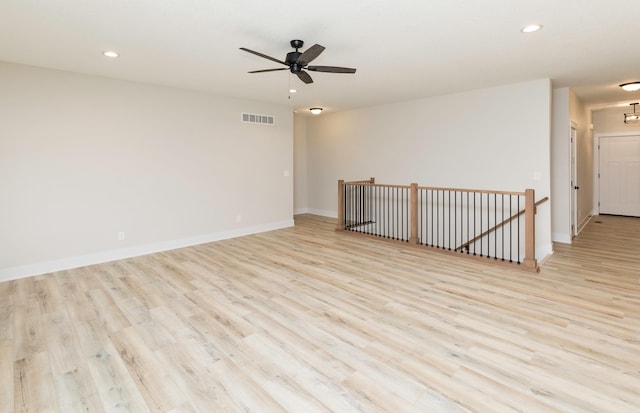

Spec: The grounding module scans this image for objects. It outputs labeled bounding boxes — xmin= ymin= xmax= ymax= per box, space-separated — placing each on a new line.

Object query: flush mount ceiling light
xmin=624 ymin=103 xmax=640 ymax=124
xmin=310 ymin=107 xmax=323 ymax=115
xmin=620 ymin=82 xmax=640 ymax=92
xmin=521 ymin=24 xmax=543 ymax=33
xmin=289 ymin=89 xmax=297 ymax=93
xmin=102 ymin=50 xmax=119 ymax=58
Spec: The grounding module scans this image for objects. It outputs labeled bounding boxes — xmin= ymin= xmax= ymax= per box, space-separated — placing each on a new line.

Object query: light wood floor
xmin=1 ymin=214 xmax=639 ymax=413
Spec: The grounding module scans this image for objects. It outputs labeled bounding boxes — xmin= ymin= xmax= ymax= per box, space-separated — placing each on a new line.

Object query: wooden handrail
xmin=418 ymin=186 xmax=525 ymax=196
xmin=344 ymin=177 xmax=375 ymax=185
xmin=455 ymin=196 xmax=549 ymax=252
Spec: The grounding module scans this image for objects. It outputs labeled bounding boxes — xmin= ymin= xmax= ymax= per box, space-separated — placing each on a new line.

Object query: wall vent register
xmin=241 ymin=112 xmax=274 ymax=125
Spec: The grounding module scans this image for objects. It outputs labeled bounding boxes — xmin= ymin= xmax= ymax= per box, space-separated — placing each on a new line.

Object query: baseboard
xmin=577 ymin=214 xmax=592 ymax=234
xmin=294 ymin=208 xmax=309 ymax=215
xmin=306 ymin=208 xmax=338 ymax=219
xmin=552 ymin=232 xmax=572 ymax=244
xmin=0 ymin=219 xmax=294 ymax=282
xmin=538 ymin=248 xmax=554 ymax=267
xmin=536 ymin=243 xmax=554 ymax=264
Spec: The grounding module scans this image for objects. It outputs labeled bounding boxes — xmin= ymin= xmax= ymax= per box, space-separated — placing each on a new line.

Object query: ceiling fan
xmin=239 ymin=39 xmax=356 ymax=84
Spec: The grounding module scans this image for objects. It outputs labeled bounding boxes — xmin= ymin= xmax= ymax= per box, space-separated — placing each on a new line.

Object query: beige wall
xmin=592 ymin=106 xmax=640 ymax=217
xmin=593 ymin=106 xmax=640 ymax=135
xmin=569 ymin=90 xmax=593 ymax=231
xmin=551 ymin=87 xmax=592 ymax=243
xmin=303 ymin=79 xmax=553 ymax=260
xmin=0 ymin=62 xmax=294 ymax=279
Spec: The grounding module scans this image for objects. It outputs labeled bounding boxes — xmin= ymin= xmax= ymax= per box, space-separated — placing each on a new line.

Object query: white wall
xmin=0 ymin=62 xmax=294 ymax=280
xmin=551 ymin=88 xmax=571 ymax=243
xmin=304 ymin=78 xmax=553 ymax=260
xmin=293 ymin=115 xmax=308 ymax=214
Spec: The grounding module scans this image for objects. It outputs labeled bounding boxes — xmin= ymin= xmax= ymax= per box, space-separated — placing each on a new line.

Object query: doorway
xmin=598 ymin=135 xmax=640 ymax=217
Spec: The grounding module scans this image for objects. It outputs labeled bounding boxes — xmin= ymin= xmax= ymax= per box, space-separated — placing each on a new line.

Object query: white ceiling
xmin=1 ymin=0 xmax=639 ymax=115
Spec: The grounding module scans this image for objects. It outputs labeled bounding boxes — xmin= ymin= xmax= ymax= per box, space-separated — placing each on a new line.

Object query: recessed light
xmin=103 ymin=51 xmax=119 ymax=58
xmin=620 ymin=82 xmax=640 ymax=92
xmin=521 ymin=24 xmax=542 ymax=33
xmin=289 ymin=89 xmax=297 ymax=94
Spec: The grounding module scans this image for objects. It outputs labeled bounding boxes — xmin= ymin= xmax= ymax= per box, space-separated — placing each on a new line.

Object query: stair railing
xmin=337 ymin=178 xmax=548 ymax=272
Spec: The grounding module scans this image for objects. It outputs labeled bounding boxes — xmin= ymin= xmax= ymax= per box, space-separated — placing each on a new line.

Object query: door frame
xmin=570 ymin=122 xmax=578 ymax=238
xmin=595 ymin=131 xmax=640 ymax=215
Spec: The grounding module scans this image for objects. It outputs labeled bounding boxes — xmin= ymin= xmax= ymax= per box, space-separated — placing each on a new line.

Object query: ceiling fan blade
xmin=296 ymin=70 xmax=313 ymax=84
xmin=239 ymin=47 xmax=286 ymax=65
xmin=307 ymin=66 xmax=357 ymax=74
xmin=248 ymin=68 xmax=289 ymax=73
xmin=297 ymin=44 xmax=325 ymax=66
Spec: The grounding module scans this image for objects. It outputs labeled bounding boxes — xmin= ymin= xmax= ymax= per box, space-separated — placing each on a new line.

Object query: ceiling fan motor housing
xmin=286 ymin=51 xmax=303 ymax=68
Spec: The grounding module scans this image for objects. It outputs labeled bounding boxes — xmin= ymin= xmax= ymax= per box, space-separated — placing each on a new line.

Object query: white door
xmin=599 ymin=135 xmax=640 ymax=216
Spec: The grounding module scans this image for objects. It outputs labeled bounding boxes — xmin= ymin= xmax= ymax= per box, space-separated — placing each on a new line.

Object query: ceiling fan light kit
xmin=620 ymin=81 xmax=640 ymax=92
xmin=240 ymin=39 xmax=356 ymax=85
xmin=521 ymin=24 xmax=542 ymax=33
xmin=624 ymin=103 xmax=640 ymax=124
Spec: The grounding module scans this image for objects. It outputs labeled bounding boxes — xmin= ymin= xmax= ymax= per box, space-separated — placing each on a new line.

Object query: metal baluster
xmin=486 ymin=193 xmax=490 ymax=259
xmin=493 ymin=194 xmax=498 ymax=260
xmin=376 ymin=185 xmax=379 ymax=236
xmin=362 ymin=185 xmax=371 ymax=234
xmin=479 ymin=192 xmax=483 ymax=256
xmin=518 ymin=196 xmax=520 ymax=264
xmin=472 ymin=192 xmax=476 ymax=255
xmin=447 ymin=190 xmax=451 ymax=250
xmin=386 ymin=188 xmax=391 ymax=238
xmin=396 ymin=187 xmax=400 ymax=240
xmin=400 ymin=187 xmax=404 ymax=241
xmin=391 ymin=187 xmax=395 ymax=239
xmin=509 ymin=195 xmax=513 ymax=262
xmin=406 ymin=187 xmax=409 ymax=241
xmin=436 ymin=190 xmax=440 ymax=248
xmin=406 ymin=188 xmax=409 ymax=242
xmin=342 ymin=185 xmax=346 ymax=229
xmin=385 ymin=187 xmax=388 ymax=238
xmin=501 ymin=194 xmax=505 ymax=261
xmin=397 ymin=187 xmax=400 ymax=240
xmin=349 ymin=185 xmax=354 ymax=231
xmin=420 ymin=189 xmax=423 ymax=245
xmin=466 ymin=191 xmax=470 ymax=254
xmin=430 ymin=190 xmax=434 ymax=246
xmin=454 ymin=191 xmax=457 ymax=252
xmin=346 ymin=185 xmax=350 ymax=229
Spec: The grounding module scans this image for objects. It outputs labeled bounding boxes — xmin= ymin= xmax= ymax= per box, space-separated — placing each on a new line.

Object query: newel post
xmin=337 ymin=180 xmax=345 ymax=231
xmin=522 ymin=188 xmax=539 ymax=272
xmin=410 ymin=183 xmax=419 ymax=244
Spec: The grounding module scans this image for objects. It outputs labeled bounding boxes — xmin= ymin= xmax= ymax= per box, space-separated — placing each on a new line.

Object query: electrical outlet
xmin=117 ymin=232 xmax=125 ymax=241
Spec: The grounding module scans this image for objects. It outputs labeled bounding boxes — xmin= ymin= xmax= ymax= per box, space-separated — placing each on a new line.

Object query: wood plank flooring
xmin=0 ymin=213 xmax=639 ymax=412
